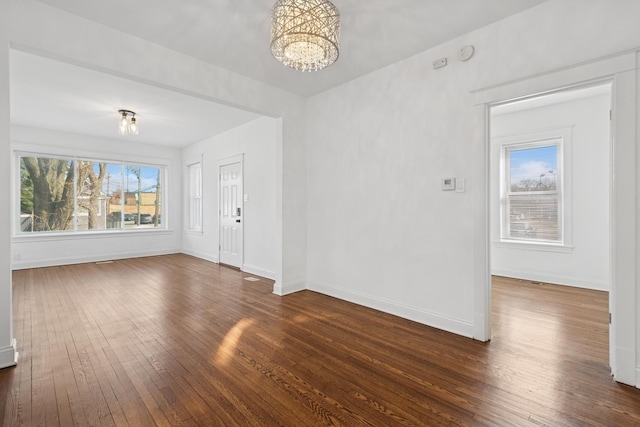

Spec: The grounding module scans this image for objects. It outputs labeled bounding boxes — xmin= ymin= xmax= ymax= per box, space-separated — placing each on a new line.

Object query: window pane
xmin=18 ymin=155 xmax=165 ymax=234
xmin=125 ymin=165 xmax=163 ymax=228
xmin=509 ymin=193 xmax=559 ymax=241
xmin=76 ymin=161 xmax=110 ymax=231
xmin=188 ymin=163 xmax=202 ymax=230
xmin=20 ymin=156 xmax=74 ymax=232
xmin=104 ymin=164 xmax=124 ymax=229
xmin=509 ymin=145 xmax=557 ymax=192
xmin=502 ymin=141 xmax=562 ymax=243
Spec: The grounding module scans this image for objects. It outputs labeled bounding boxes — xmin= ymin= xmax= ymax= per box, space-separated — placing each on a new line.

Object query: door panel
xmin=219 ymin=161 xmax=243 ymax=268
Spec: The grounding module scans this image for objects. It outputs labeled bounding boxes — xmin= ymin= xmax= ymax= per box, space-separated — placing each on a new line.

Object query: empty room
xmin=2 ymin=1 xmax=640 ymax=425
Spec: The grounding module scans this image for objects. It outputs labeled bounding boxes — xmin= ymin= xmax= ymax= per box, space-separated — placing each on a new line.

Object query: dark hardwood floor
xmin=1 ymin=255 xmax=639 ymax=426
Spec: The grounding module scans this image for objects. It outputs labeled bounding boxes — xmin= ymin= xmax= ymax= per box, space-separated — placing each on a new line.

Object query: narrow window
xmin=188 ymin=162 xmax=202 ymax=231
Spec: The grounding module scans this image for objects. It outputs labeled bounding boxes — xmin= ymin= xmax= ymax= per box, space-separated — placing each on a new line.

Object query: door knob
xmin=236 ymin=219 xmax=241 ymax=223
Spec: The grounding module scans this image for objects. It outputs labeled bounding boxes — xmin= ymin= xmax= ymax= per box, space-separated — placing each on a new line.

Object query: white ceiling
xmin=34 ymin=0 xmax=549 ymax=97
xmin=10 ymin=50 xmax=263 ymax=147
xmin=11 ymin=0 xmax=550 ymax=147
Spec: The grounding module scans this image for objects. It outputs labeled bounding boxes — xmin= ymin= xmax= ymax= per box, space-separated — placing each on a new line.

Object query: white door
xmin=219 ymin=160 xmax=243 ymax=268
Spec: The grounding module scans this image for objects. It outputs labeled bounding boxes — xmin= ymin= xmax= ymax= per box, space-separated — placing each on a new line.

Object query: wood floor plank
xmin=1 ymin=255 xmax=640 ymax=426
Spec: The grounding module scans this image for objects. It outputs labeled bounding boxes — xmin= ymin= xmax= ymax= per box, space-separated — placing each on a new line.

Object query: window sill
xmin=184 ymin=229 xmax=204 ymax=236
xmin=13 ymin=228 xmax=174 ymax=243
xmin=493 ymin=240 xmax=574 ymax=253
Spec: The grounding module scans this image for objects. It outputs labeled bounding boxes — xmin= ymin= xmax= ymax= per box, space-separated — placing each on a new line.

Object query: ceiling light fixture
xmin=118 ymin=109 xmax=139 ymax=136
xmin=270 ymin=0 xmax=340 ymax=72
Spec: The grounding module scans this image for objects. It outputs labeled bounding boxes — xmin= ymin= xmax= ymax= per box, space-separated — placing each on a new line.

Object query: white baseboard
xmin=636 ymin=367 xmax=640 ymax=389
xmin=473 ymin=311 xmax=490 ymax=342
xmin=181 ymin=249 xmax=219 ymax=264
xmin=242 ymin=264 xmax=275 ymax=280
xmin=614 ymin=346 xmax=636 ymax=387
xmin=11 ymin=249 xmax=182 ymax=270
xmin=492 ymin=268 xmax=609 ymax=291
xmin=0 ymin=339 xmax=17 ymax=369
xmin=273 ymin=280 xmax=306 ymax=296
xmin=307 ymin=279 xmax=474 ymax=338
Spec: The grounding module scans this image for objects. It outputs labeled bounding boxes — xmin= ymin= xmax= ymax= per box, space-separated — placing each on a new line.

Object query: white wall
xmin=2 ymin=0 xmax=640 ymax=388
xmin=0 ymin=0 xmax=16 ymax=369
xmin=183 ymin=117 xmax=278 ymax=279
xmin=491 ymin=93 xmax=611 ymax=291
xmin=10 ymin=126 xmax=183 ymax=269
xmin=7 ymin=0 xmax=308 ymax=291
xmin=306 ymin=0 xmax=640 ymax=345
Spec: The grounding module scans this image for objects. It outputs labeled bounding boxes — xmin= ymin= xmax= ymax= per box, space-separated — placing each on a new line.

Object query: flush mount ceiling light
xmin=118 ymin=109 xmax=139 ymax=136
xmin=270 ymin=0 xmax=340 ymax=72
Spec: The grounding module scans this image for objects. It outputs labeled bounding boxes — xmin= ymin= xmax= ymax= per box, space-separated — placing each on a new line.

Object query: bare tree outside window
xmin=19 ymin=155 xmax=165 ymax=234
xmin=503 ymin=143 xmax=561 ymax=242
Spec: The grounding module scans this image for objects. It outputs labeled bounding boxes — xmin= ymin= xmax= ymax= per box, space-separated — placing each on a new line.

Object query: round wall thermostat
xmin=458 ymin=45 xmax=474 ymax=62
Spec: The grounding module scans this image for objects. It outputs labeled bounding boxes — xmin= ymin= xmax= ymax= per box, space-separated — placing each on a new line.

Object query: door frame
xmin=471 ymin=50 xmax=638 ymax=386
xmin=218 ymin=154 xmax=244 ymax=269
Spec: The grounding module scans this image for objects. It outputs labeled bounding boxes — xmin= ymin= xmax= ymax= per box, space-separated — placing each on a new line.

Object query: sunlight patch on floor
xmin=214 ymin=318 xmax=255 ymax=366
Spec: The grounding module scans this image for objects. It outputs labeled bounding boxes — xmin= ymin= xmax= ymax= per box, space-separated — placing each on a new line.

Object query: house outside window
xmin=499 ymin=129 xmax=572 ymax=246
xmin=18 ymin=153 xmax=165 ymax=234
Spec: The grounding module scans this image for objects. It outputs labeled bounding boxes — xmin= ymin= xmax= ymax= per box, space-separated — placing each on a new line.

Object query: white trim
xmin=218 ymin=154 xmax=245 ymax=166
xmin=472 ymin=49 xmax=638 ymax=386
xmin=0 ymin=339 xmax=17 ymax=369
xmin=273 ymin=280 xmax=305 ymax=296
xmin=13 ymin=139 xmax=173 ymax=168
xmin=614 ymin=346 xmax=636 ymax=386
xmin=307 ymin=280 xmax=474 ymax=338
xmin=183 ymin=229 xmax=204 ymax=236
xmin=471 ymin=49 xmax=637 ymax=104
xmin=184 ymin=154 xmax=203 ymax=234
xmin=494 ymin=126 xmax=573 ymax=247
xmin=242 ymin=264 xmax=275 ymax=280
xmin=181 ymin=249 xmax=219 ymax=264
xmin=12 ymin=228 xmax=174 ymax=242
xmin=15 ymin=150 xmax=169 ymax=236
xmin=492 ymin=269 xmax=608 ymax=292
xmin=11 ymin=248 xmax=181 ymax=270
xmin=492 ymin=241 xmax=574 ymax=253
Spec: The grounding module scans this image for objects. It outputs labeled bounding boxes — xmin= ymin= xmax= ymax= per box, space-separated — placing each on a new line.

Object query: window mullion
xmin=73 ymin=159 xmax=78 ymax=232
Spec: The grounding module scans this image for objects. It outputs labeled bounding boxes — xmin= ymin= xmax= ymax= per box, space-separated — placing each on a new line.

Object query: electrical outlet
xmin=433 ymin=57 xmax=447 ymax=69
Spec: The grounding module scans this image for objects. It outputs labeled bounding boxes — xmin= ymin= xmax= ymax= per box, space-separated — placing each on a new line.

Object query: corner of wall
xmin=242 ymin=264 xmax=275 ymax=281
xmin=615 ymin=345 xmax=637 ymax=387
xmin=181 ymin=249 xmax=219 ymax=264
xmin=0 ymin=339 xmax=17 ymax=369
xmin=272 ymin=280 xmax=306 ymax=296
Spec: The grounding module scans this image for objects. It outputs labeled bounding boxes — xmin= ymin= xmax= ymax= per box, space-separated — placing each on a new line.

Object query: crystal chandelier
xmin=118 ymin=110 xmax=139 ymax=136
xmin=270 ymin=0 xmax=340 ymax=72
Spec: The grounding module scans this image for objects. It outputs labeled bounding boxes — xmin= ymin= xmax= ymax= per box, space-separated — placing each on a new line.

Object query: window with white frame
xmin=18 ymin=153 xmax=165 ymax=234
xmin=501 ymin=138 xmax=565 ymax=244
xmin=187 ymin=162 xmax=202 ymax=231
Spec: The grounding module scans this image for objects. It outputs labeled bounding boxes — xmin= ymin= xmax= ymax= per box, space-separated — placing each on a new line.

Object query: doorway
xmin=219 ymin=155 xmax=244 ymax=269
xmin=489 ymin=83 xmax=612 ymax=288
xmin=473 ymin=51 xmax=639 ymax=385
xmin=488 ymin=82 xmax=613 ymax=369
